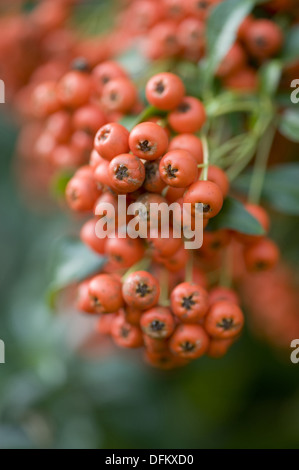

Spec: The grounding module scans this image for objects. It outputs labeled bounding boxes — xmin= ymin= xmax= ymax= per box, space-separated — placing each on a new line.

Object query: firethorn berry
xmin=244 ymin=19 xmax=283 ymax=60
xmin=101 ymin=77 xmax=137 ymax=113
xmin=92 ymin=60 xmax=128 ymax=93
xmin=165 ymin=186 xmax=185 ymax=203
xmin=88 ymin=274 xmax=124 ymax=314
xmin=216 ymin=43 xmax=247 ymax=78
xmin=51 ymin=144 xmax=84 ymax=169
xmin=135 ymin=193 xmax=167 ymax=227
xmin=129 ymin=122 xmax=168 ymax=160
xmin=168 ymin=96 xmax=206 ymax=133
xmin=237 ymin=15 xmax=254 ymax=42
xmin=164 ymin=0 xmax=188 ymax=22
xmin=111 ymin=314 xmax=143 ymax=348
xmin=76 ymin=280 xmax=94 ymax=314
xmin=80 ymin=218 xmax=106 ymax=255
xmin=94 ymin=159 xmax=111 ymax=187
xmin=75 ymin=165 xmax=95 ymax=180
xmin=96 ymin=314 xmax=115 ymax=336
xmin=200 ymin=229 xmax=230 ymax=257
xmin=46 ymin=110 xmax=72 ymax=143
xmin=90 ymin=149 xmax=104 ymax=168
xmin=170 ymin=282 xmax=209 ymax=323
xmin=143 ymin=335 xmax=169 ymax=354
xmin=144 ymin=350 xmax=189 ymax=370
xmin=122 ymin=271 xmax=160 ymax=310
xmin=223 ymin=67 xmax=258 ymax=93
xmin=168 ymin=134 xmax=203 ymax=164
xmin=66 ymin=175 xmax=100 ymax=212
xmin=208 ymin=286 xmax=240 ymax=307
xmin=57 ymin=70 xmax=92 ymax=108
xmin=145 ymin=72 xmax=185 ymax=111
xmin=71 ymin=130 xmax=93 ymax=160
xmin=32 ymin=81 xmax=61 ymax=118
xmin=94 ymin=123 xmax=130 ymax=161
xmin=143 ymin=159 xmax=166 ymax=193
xmin=147 ymin=21 xmax=181 ymax=60
xmin=177 ymin=18 xmax=205 ymax=59
xmin=206 ymin=338 xmax=234 ymax=358
xmin=105 ymin=235 xmax=145 ymax=269
xmin=123 ymin=306 xmax=143 ymax=326
xmin=94 ymin=191 xmax=119 ymax=218
xmin=148 ymin=228 xmax=183 ymax=258
xmin=140 ymin=306 xmax=175 ymax=339
xmin=243 ymin=237 xmax=280 ymax=272
xmin=159 ymin=150 xmax=198 ymax=188
xmin=73 ymin=104 xmax=106 ymax=135
xmin=108 ymin=153 xmax=145 ymax=193
xmin=162 ymin=246 xmax=189 ymax=272
xmin=204 ymin=300 xmax=244 ymax=339
xmin=205 ymin=165 xmax=230 ymax=198
xmin=183 ymin=180 xmax=224 ymax=219
xmin=169 ymin=324 xmax=209 ymax=359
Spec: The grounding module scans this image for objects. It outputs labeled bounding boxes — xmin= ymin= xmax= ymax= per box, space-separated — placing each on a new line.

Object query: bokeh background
xmin=1 ymin=0 xmax=299 ymax=450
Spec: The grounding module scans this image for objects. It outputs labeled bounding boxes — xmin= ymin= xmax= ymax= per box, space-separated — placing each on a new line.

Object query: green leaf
xmin=233 ymin=164 xmax=299 ymax=215
xmin=50 ymin=170 xmax=74 ymax=200
xmin=119 ymin=106 xmax=165 ymax=131
xmin=47 ymin=237 xmax=106 ymax=309
xmin=205 ymin=0 xmax=255 ymax=81
xmin=281 ymin=25 xmax=299 ymax=65
xmin=279 ymin=109 xmax=299 ymax=142
xmin=208 ymin=197 xmax=265 ymax=234
xmin=259 ymin=60 xmax=282 ymax=97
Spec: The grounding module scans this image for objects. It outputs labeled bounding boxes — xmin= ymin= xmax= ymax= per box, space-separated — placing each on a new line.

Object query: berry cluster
xmin=64 ymin=72 xmax=281 ymax=369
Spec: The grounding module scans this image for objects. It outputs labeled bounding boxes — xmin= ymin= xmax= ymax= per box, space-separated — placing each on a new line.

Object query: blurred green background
xmin=0 ymin=112 xmax=299 ymax=449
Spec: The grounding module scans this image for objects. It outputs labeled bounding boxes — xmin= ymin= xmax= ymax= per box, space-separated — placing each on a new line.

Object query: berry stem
xmin=248 ymin=121 xmax=276 ymax=205
xmin=200 ymin=135 xmax=209 ymax=181
xmin=122 ymin=257 xmax=151 ymax=281
xmin=159 ymin=267 xmax=170 ymax=307
xmin=185 ymin=251 xmax=193 ymax=284
xmin=219 ymin=243 xmax=233 ymax=288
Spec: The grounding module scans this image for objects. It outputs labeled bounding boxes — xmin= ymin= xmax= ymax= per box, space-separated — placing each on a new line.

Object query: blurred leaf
xmin=279 ymin=109 xmax=299 ymax=142
xmin=50 ymin=170 xmax=74 ymax=200
xmin=233 ymin=164 xmax=299 ymax=215
xmin=205 ymin=0 xmax=255 ymax=82
xmin=259 ymin=60 xmax=282 ymax=97
xmin=281 ymin=25 xmax=299 ymax=65
xmin=208 ymin=197 xmax=265 ymax=234
xmin=116 ymin=47 xmax=149 ymax=78
xmin=47 ymin=237 xmax=106 ymax=309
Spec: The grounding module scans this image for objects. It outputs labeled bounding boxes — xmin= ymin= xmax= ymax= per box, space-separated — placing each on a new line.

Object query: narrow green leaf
xmin=205 ymin=0 xmax=255 ymax=81
xmin=259 ymin=60 xmax=282 ymax=97
xmin=47 ymin=237 xmax=106 ymax=309
xmin=119 ymin=106 xmax=165 ymax=131
xmin=233 ymin=164 xmax=299 ymax=215
xmin=208 ymin=197 xmax=265 ymax=234
xmin=279 ymin=109 xmax=299 ymax=143
xmin=50 ymin=170 xmax=74 ymax=200
xmin=281 ymin=25 xmax=299 ymax=65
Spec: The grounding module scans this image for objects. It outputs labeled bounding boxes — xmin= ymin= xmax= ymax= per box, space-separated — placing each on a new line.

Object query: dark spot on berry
xmin=112 ymin=254 xmax=123 ymax=263
xmin=90 ymin=295 xmax=101 ymax=307
xmin=120 ymin=326 xmax=130 ymax=338
xmin=197 ymin=0 xmax=209 ymax=9
xmin=182 ymin=294 xmax=196 ymax=311
xmin=136 ymin=282 xmax=151 ymax=298
xmin=71 ymin=57 xmax=90 ymax=72
xmin=255 ymin=36 xmax=267 ymax=48
xmin=166 ymin=35 xmax=176 ymax=45
xmin=217 ymin=317 xmax=234 ymax=331
xmin=165 ymin=164 xmax=178 ymax=179
xmin=150 ymin=320 xmax=165 ymax=332
xmin=211 ymin=240 xmax=222 ymax=250
xmin=155 ymin=80 xmax=165 ymax=94
xmin=202 ymin=203 xmax=211 ymax=213
xmin=181 ymin=341 xmax=195 ymax=352
xmin=177 ymin=102 xmax=190 ymax=113
xmin=101 ymin=75 xmax=110 ymax=84
xmin=138 ymin=140 xmax=152 ymax=153
xmin=115 ymin=164 xmax=129 ymax=180
xmin=109 ymin=91 xmax=118 ymax=101
xmin=255 ymin=261 xmax=268 ymax=270
xmin=99 ymin=128 xmax=110 ymax=141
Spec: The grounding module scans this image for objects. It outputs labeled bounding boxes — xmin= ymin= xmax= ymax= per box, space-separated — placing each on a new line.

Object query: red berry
xmin=108 ymin=153 xmax=145 ymax=193
xmin=169 ymin=324 xmax=209 ymax=359
xmin=122 ymin=271 xmax=160 ymax=310
xmin=159 ymin=149 xmax=198 ymax=188
xmin=168 ymin=96 xmax=206 ymax=133
xmin=129 ymin=122 xmax=168 ymax=160
xmin=140 ymin=306 xmax=175 ymax=339
xmin=94 ymin=123 xmax=130 ymax=161
xmin=170 ymin=282 xmax=209 ymax=322
xmin=204 ymin=300 xmax=244 ymax=339
xmin=145 ymin=72 xmax=185 ymax=110
xmin=88 ymin=274 xmax=124 ymax=314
